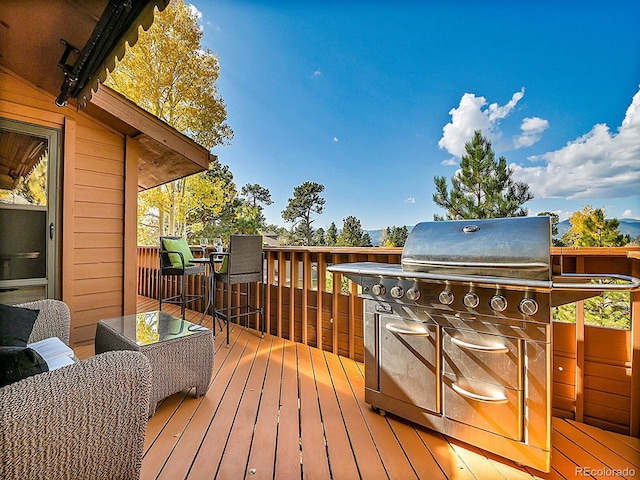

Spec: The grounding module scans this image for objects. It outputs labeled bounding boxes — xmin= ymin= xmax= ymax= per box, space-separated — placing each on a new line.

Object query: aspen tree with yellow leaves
xmin=105 ymin=0 xmax=236 ymax=243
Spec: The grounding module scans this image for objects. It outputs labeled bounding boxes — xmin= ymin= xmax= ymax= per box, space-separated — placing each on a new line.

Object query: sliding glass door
xmin=0 ymin=118 xmax=60 ymax=304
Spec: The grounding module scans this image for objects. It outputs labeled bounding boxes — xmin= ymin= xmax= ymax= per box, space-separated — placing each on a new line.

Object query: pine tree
xmin=326 ymin=222 xmax=338 ymax=246
xmin=337 ymin=216 xmax=369 ymax=246
xmin=433 ymin=130 xmax=533 ymax=220
xmin=281 ymin=182 xmax=325 ymax=245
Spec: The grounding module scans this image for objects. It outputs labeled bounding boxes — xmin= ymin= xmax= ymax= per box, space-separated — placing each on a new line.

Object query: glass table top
xmin=100 ymin=311 xmax=209 ymax=346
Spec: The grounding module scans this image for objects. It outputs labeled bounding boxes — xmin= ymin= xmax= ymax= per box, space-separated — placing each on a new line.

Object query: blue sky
xmin=193 ymin=0 xmax=640 ymax=230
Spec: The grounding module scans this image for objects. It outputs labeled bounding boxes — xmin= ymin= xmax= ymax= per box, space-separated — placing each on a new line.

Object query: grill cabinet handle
xmin=451 ymin=336 xmax=509 ymax=354
xmin=452 ymin=382 xmax=509 ymax=404
xmin=385 ymin=323 xmax=430 ymax=337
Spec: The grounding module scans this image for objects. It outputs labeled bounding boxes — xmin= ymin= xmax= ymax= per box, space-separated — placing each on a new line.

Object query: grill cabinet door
xmin=442 ymin=328 xmax=524 ymax=441
xmin=378 ymin=315 xmax=438 ymax=413
xmin=442 ymin=328 xmax=522 ymax=389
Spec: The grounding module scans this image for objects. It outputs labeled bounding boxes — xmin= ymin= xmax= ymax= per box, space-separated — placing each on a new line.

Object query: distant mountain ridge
xmin=366 ymin=218 xmax=640 ymax=246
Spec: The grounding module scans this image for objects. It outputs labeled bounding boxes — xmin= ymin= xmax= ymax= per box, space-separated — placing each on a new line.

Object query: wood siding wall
xmin=138 ymin=245 xmax=640 ymax=437
xmin=1 ymin=68 xmax=131 ymax=346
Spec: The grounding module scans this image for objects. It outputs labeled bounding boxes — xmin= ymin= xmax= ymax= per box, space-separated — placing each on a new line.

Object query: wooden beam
xmin=62 ymin=117 xmax=76 ymax=308
xmin=123 ymin=136 xmax=138 ymax=315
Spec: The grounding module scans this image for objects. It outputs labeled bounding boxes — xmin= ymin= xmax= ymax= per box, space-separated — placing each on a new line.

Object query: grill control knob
xmin=438 ymin=290 xmax=454 ymax=305
xmin=390 ymin=286 xmax=404 ymax=299
xmin=406 ymin=287 xmax=421 ymax=301
xmin=519 ymin=298 xmax=539 ymax=316
xmin=463 ymin=292 xmax=480 ymax=309
xmin=490 ymin=295 xmax=508 ymax=312
xmin=371 ymin=284 xmax=386 ymax=296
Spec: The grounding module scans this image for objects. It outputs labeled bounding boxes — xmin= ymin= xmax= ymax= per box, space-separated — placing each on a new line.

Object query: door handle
xmin=451 ymin=336 xmax=509 ymax=353
xmin=451 ymin=382 xmax=508 ymax=403
xmin=50 ymin=223 xmax=54 ymax=240
xmin=385 ymin=323 xmax=430 ymax=336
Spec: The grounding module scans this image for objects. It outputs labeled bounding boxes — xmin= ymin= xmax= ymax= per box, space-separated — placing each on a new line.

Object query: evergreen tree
xmin=433 ymin=130 xmax=533 ymax=220
xmin=337 ymin=216 xmax=369 ymax=246
xmin=281 ymin=182 xmax=325 ymax=245
xmin=537 ymin=211 xmax=564 ymax=246
xmin=240 ymin=183 xmax=273 ymax=230
xmin=326 ymin=222 xmax=338 ymax=246
xmin=380 ymin=225 xmax=409 ymax=247
xmin=241 ymin=183 xmax=273 ymax=209
xmin=313 ymin=227 xmax=326 ymax=246
xmin=362 ymin=232 xmax=373 ymax=247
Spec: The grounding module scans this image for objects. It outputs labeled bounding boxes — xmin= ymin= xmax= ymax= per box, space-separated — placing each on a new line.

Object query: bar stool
xmin=213 ymin=234 xmax=264 ymax=345
xmin=158 ymin=236 xmax=206 ymax=320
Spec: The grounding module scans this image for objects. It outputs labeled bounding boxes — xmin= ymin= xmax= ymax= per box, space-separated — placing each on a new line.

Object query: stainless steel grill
xmin=329 ymin=216 xmax=640 ymax=472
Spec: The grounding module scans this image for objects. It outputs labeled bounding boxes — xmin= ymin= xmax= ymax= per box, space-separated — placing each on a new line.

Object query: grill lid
xmin=401 ymin=217 xmax=551 ymax=281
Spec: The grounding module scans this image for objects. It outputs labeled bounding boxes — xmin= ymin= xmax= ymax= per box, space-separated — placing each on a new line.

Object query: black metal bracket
xmin=57 ymin=39 xmax=79 ymax=70
xmin=56 ymin=39 xmax=79 ymax=107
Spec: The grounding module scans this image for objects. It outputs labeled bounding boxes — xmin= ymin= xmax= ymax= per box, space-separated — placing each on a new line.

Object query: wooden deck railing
xmin=137 ymin=244 xmax=640 ymax=437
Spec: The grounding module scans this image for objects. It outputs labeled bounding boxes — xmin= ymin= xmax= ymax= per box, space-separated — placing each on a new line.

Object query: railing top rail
xmin=139 ymin=245 xmax=640 ymax=257
xmin=550 ymin=246 xmax=640 ymax=257
xmin=263 ymin=246 xmax=402 ymax=254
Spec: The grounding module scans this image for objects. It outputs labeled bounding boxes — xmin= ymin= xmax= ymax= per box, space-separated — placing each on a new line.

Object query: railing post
xmin=575 ymin=256 xmax=585 ymax=423
xmin=302 ymin=251 xmax=310 ymax=346
xmin=331 ymin=252 xmax=340 ymax=355
xmin=277 ymin=251 xmax=286 ymax=339
xmin=348 ymin=253 xmax=358 ymax=359
xmin=317 ymin=252 xmax=326 ymax=353
xmin=289 ymin=251 xmax=297 ymax=342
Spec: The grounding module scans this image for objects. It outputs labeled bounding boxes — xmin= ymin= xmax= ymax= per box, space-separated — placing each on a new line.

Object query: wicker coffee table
xmin=95 ymin=311 xmax=213 ymax=416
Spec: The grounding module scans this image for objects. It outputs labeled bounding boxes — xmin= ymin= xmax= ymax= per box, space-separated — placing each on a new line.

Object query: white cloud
xmin=513 ymin=117 xmax=549 ymax=149
xmin=312 ymin=70 xmax=322 ymax=77
xmin=189 ymin=4 xmax=203 ymax=19
xmin=333 ymin=136 xmax=339 ymax=143
xmin=622 ymin=209 xmax=633 ymax=217
xmin=532 ymin=209 xmax=573 ymax=221
xmin=513 ymin=88 xmax=640 ymax=200
xmin=488 ymin=89 xmax=524 ymax=121
xmin=441 ymin=157 xmax=458 ymax=166
xmin=404 ymin=197 xmax=416 ymax=204
xmin=438 ymin=89 xmax=532 ymax=157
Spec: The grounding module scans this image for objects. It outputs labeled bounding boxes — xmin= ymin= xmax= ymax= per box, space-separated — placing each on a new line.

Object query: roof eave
xmin=86 ymin=85 xmax=215 ymax=190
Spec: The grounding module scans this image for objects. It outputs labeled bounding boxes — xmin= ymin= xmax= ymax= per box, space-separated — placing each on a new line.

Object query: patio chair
xmin=159 ymin=236 xmax=206 ymax=320
xmin=213 ymin=234 xmax=264 ymax=345
xmin=1 ymin=299 xmax=151 ymax=480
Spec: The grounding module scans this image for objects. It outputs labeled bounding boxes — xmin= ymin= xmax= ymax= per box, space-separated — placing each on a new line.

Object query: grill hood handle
xmin=552 ymin=273 xmax=640 ymax=292
xmin=402 ymin=259 xmax=549 ymax=270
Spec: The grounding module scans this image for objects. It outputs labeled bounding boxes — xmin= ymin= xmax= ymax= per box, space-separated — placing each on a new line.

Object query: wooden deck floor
xmin=76 ymin=297 xmax=640 ymax=479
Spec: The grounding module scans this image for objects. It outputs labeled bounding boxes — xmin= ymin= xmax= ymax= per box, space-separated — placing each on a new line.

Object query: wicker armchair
xmin=0 ymin=300 xmax=152 ymax=480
